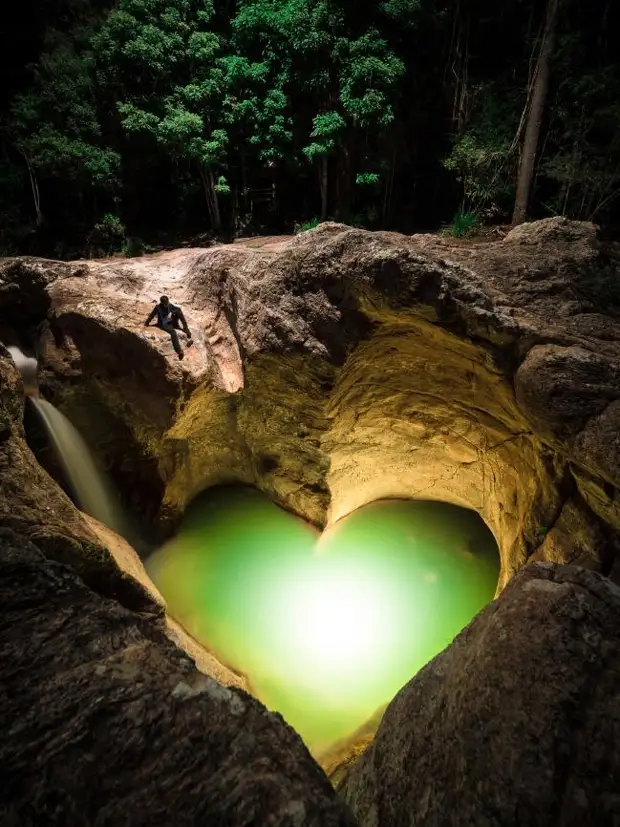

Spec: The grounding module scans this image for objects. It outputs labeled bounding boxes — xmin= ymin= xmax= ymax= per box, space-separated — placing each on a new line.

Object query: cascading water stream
xmin=6 ymin=345 xmax=131 ymax=543
xmin=32 ymin=396 xmax=129 ymax=536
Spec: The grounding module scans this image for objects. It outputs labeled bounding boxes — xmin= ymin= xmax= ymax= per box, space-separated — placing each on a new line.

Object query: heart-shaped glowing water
xmin=147 ymin=487 xmax=499 ymax=752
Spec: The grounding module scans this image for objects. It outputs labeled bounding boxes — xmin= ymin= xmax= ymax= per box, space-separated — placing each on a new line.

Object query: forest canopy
xmin=1 ymin=0 xmax=619 ymax=258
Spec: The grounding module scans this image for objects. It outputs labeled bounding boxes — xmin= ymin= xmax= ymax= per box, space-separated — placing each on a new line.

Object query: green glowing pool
xmin=147 ymin=486 xmax=499 ymax=752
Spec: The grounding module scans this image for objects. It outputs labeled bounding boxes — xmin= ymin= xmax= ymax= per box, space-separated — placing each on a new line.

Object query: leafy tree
xmin=232 ymin=0 xmax=405 ymax=221
xmin=2 ymin=0 xmax=620 ymax=256
xmin=217 ymin=48 xmax=294 ymax=228
xmin=93 ymin=0 xmax=231 ymax=231
xmin=442 ymin=84 xmax=520 ymax=219
xmin=3 ymin=21 xmax=118 ymax=242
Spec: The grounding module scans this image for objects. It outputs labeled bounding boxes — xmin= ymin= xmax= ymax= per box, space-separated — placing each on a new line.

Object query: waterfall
xmin=6 ymin=344 xmax=131 ymax=542
xmin=32 ymin=396 xmax=128 ymax=535
xmin=7 ymin=346 xmax=39 ymax=396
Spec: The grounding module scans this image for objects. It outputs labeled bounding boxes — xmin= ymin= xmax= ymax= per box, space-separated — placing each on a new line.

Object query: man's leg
xmin=161 ymin=322 xmax=183 ymax=357
xmin=175 ymin=310 xmax=192 ymax=340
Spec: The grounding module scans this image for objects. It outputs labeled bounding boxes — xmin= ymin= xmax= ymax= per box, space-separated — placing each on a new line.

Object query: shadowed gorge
xmin=3 ymin=219 xmax=620 ymax=825
xmin=8 ymin=341 xmax=501 ymax=754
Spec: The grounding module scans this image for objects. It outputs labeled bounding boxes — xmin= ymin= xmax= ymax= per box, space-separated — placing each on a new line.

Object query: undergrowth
xmin=441 ymin=211 xmax=480 ymax=239
xmin=298 ymin=217 xmax=320 ymax=232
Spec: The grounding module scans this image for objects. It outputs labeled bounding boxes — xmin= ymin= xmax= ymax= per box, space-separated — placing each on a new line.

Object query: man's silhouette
xmin=145 ymin=295 xmax=192 ymax=360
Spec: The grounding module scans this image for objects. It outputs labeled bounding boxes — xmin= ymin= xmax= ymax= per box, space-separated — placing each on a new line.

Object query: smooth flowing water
xmin=148 ymin=486 xmax=500 ymax=752
xmin=7 ymin=346 xmax=38 ymax=396
xmin=32 ymin=396 xmax=129 ymax=537
xmin=6 ymin=345 xmax=129 ymax=541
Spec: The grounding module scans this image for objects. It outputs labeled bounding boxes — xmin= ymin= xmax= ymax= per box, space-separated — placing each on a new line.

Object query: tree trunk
xmin=207 ymin=168 xmax=222 ymax=232
xmin=240 ymin=148 xmax=249 ymax=214
xmin=200 ymin=165 xmax=222 ymax=232
xmin=319 ymin=157 xmax=328 ymax=221
xmin=382 ymin=147 xmax=397 ymax=227
xmin=512 ymin=0 xmax=560 ymax=226
xmin=336 ymin=144 xmax=352 ymax=221
xmin=21 ymin=151 xmax=43 ymax=227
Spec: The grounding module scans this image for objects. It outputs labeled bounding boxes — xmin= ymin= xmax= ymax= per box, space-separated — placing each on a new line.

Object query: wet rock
xmin=0 ymin=346 xmax=152 ymax=613
xmin=83 ymin=513 xmax=247 ymax=689
xmin=338 ymin=562 xmax=620 ymax=827
xmin=0 ymin=528 xmax=357 ymax=827
xmin=0 ymin=347 xmax=244 ymax=689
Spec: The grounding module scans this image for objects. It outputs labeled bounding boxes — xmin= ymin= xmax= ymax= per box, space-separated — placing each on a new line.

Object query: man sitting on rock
xmin=144 ymin=295 xmax=193 ymax=360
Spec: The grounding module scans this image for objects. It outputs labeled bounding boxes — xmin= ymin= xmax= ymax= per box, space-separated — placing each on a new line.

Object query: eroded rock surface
xmin=337 ymin=562 xmax=620 ymax=827
xmin=0 ymin=528 xmax=357 ymax=827
xmin=3 ymin=218 xmax=620 ymax=585
xmin=0 ymin=347 xmax=245 ymax=689
xmin=3 ymin=219 xmax=620 ymax=821
xmin=0 ymin=348 xmax=152 ymax=612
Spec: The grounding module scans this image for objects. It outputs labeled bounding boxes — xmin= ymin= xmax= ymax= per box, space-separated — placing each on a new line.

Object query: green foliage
xmin=441 ymin=211 xmax=479 ymax=239
xmin=540 ymin=63 xmax=620 ymax=220
xmin=380 ymin=0 xmax=422 ymax=20
xmin=4 ymin=19 xmax=119 ymax=229
xmin=298 ymin=217 xmax=320 ymax=232
xmin=303 ymin=112 xmax=347 ymax=161
xmin=214 ymin=176 xmax=231 ymax=195
xmin=442 ymin=84 xmax=518 ymax=217
xmin=233 ymin=0 xmax=405 ymax=203
xmin=92 ymin=0 xmax=232 ymax=229
xmin=93 ymin=0 xmax=226 ymax=159
xmin=88 ymin=213 xmax=125 ymax=255
xmin=356 ymin=172 xmax=380 ymax=186
xmin=338 ymin=30 xmax=404 ymax=128
xmin=122 ymin=236 xmax=148 ymax=257
xmin=2 ymin=0 xmax=620 ymax=255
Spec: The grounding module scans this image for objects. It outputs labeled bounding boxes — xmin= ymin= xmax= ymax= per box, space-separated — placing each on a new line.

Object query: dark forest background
xmin=1 ymin=0 xmax=619 ymax=259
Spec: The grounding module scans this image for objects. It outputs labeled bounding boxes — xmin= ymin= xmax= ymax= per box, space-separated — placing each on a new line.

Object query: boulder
xmin=2 ymin=218 xmax=620 ymax=585
xmin=337 ymin=562 xmax=620 ymax=827
xmin=0 ymin=528 xmax=357 ymax=827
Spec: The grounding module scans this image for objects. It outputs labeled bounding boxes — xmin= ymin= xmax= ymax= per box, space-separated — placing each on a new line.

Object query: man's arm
xmin=144 ymin=306 xmax=158 ymax=326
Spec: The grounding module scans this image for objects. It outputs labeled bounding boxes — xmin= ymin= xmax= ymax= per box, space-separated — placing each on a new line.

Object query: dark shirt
xmin=146 ymin=302 xmax=180 ymax=327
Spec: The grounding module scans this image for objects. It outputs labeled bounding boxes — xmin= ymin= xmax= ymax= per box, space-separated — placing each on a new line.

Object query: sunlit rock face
xmin=3 ymin=217 xmax=620 ymax=607
xmin=147 ymin=486 xmax=499 ymax=751
xmin=2 ymin=219 xmax=620 ymax=819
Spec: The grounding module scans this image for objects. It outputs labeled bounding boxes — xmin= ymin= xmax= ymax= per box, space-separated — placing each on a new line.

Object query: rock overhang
xmin=1 ymin=216 xmax=620 ymax=587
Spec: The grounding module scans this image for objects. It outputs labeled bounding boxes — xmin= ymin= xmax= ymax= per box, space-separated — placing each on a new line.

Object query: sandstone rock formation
xmin=82 ymin=513 xmax=247 ymax=687
xmin=337 ymin=562 xmax=620 ymax=827
xmin=0 ymin=528 xmax=357 ymax=827
xmin=0 ymin=348 xmax=153 ymax=612
xmin=3 ymin=217 xmax=620 ymax=586
xmin=2 ymin=219 xmax=620 ymax=822
xmin=0 ymin=347 xmax=245 ymax=689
